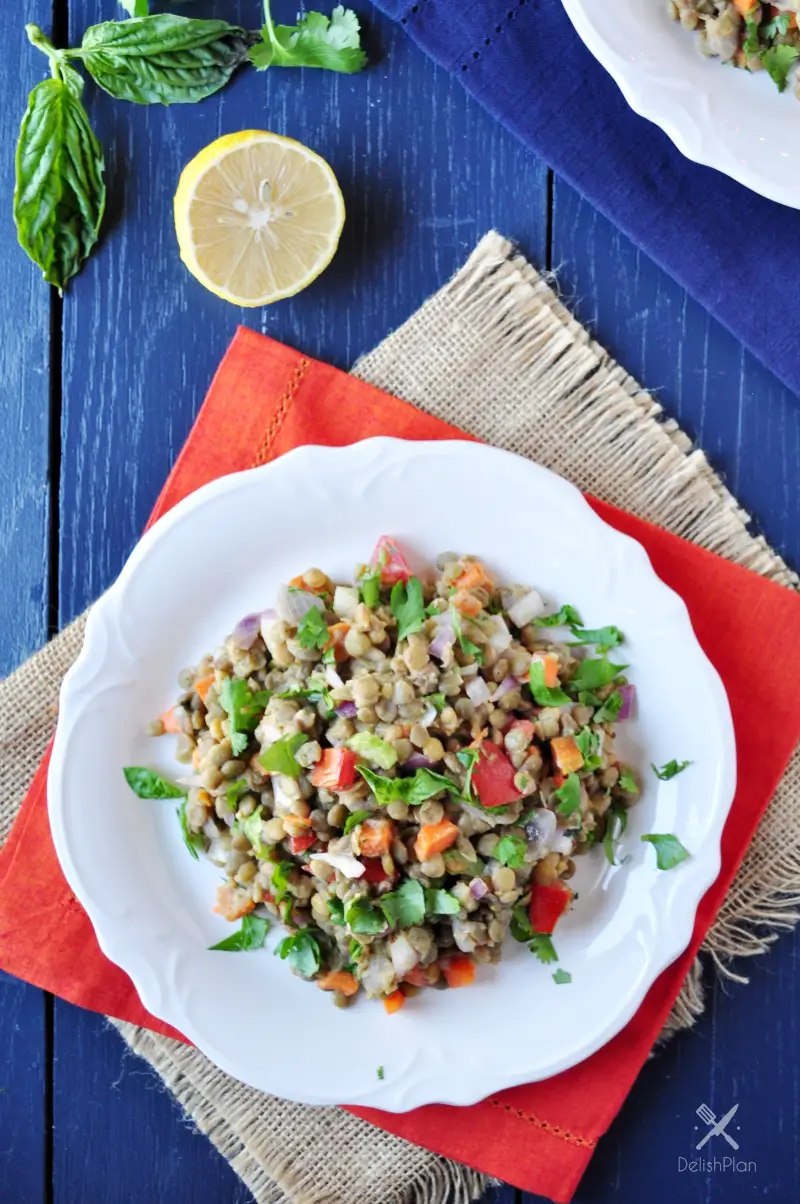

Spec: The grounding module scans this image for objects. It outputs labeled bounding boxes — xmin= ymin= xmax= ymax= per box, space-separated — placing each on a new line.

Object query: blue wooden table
xmin=2 ymin=3 xmax=798 ymax=1203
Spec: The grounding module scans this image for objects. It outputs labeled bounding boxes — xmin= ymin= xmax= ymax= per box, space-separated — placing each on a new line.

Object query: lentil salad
xmin=670 ymin=1 xmax=800 ymax=95
xmin=128 ymin=538 xmax=647 ymax=1012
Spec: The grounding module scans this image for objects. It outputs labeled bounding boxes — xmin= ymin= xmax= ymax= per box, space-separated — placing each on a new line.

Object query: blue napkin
xmin=373 ymin=0 xmax=799 ymax=400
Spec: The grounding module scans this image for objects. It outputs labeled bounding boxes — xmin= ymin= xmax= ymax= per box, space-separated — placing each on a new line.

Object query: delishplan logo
xmin=676 ymin=1102 xmax=757 ymax=1175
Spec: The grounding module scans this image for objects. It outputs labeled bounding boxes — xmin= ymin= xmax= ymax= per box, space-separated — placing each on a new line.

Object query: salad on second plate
xmin=671 ymin=2 xmax=800 ymax=96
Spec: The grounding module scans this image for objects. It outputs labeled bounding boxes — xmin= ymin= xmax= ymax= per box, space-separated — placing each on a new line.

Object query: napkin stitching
xmin=455 ymin=0 xmax=530 ymax=74
xmin=489 ymin=1098 xmax=596 ymax=1149
xmin=254 ymin=358 xmax=310 ymax=466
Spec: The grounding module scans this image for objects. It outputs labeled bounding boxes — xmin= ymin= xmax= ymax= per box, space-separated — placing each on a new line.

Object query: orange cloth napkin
xmin=1 ymin=328 xmax=799 ymax=1203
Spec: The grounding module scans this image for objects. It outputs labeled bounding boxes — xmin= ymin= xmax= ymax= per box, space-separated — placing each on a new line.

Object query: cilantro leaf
xmin=552 ymin=968 xmax=572 ymax=985
xmin=618 ymin=767 xmax=638 ymax=795
xmin=296 ymin=605 xmax=329 ymax=651
xmin=641 ymin=833 xmax=690 ymax=871
xmin=424 ymin=887 xmax=460 ymax=915
xmin=569 ymin=656 xmax=627 ymax=693
xmin=574 ymin=727 xmax=601 ymax=770
xmin=123 ymin=767 xmax=184 ymax=799
xmin=343 ymin=808 xmax=374 ymax=835
xmin=651 ymin=759 xmax=691 ymax=781
xmin=742 ymin=12 xmax=761 ymax=56
xmin=345 ymin=894 xmax=387 ymax=934
xmin=177 ymin=796 xmax=204 ymax=860
xmin=377 ymin=1065 xmax=385 ymax=1080
xmin=593 ymin=691 xmax=623 ymax=724
xmin=534 ymin=604 xmax=582 ymax=628
xmin=220 ymin=678 xmax=271 ymax=756
xmin=494 ymin=833 xmax=527 ymax=868
xmin=510 ymin=903 xmax=533 ymax=943
xmin=530 ymin=934 xmax=558 ymax=964
xmin=359 ymin=565 xmax=381 ymax=609
xmin=603 ymin=804 xmax=628 ymax=867
xmin=275 ymin=929 xmax=321 ymax=977
xmin=259 ymin=732 xmax=309 ymax=777
xmin=764 ymin=12 xmax=792 ymax=39
xmin=270 ymin=859 xmax=297 ymax=903
xmin=347 ymin=731 xmax=398 ymax=769
xmin=424 ymin=693 xmax=447 ymax=713
xmin=357 ymin=765 xmax=458 ymax=806
xmin=456 ymin=747 xmax=480 ymax=799
xmin=763 ymin=43 xmax=800 ymax=91
xmin=275 ymin=681 xmax=334 ymax=717
xmin=249 ymin=3 xmax=368 ymax=74
xmin=450 ymin=605 xmax=484 ymax=662
xmin=528 ymin=659 xmax=571 ymax=707
xmin=577 ymin=689 xmax=603 ymax=707
xmin=237 ymin=808 xmax=269 ymax=858
xmin=391 ymin=576 xmax=426 ymax=642
xmin=552 ymin=772 xmax=581 ymax=817
xmin=380 ymin=878 xmax=425 ymax=928
xmin=568 ymin=624 xmax=623 ymax=653
xmin=326 ymin=897 xmax=345 ymax=925
xmin=226 ymin=779 xmax=250 ymax=811
xmin=209 ymin=913 xmax=269 ymax=952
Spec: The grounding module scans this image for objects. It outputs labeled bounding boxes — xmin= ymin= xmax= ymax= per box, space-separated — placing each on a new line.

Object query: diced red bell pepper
xmin=472 ymin=743 xmax=522 ymax=808
xmin=360 ymin=856 xmax=394 ymax=884
xmin=310 ymin=748 xmax=357 ymax=790
xmin=529 ymin=881 xmax=573 ymax=935
xmin=289 ymin=831 xmax=317 ymax=855
xmin=369 ymin=535 xmax=412 ymax=586
xmin=507 ymin=718 xmax=535 ymax=742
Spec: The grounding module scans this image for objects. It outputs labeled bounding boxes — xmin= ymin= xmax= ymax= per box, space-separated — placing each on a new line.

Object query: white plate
xmin=48 ymin=438 xmax=735 ymax=1112
xmin=562 ymin=0 xmax=800 ymax=209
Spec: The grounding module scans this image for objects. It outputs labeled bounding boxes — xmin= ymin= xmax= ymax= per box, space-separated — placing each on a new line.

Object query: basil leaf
xmin=641 ymin=833 xmax=690 ymax=871
xmin=357 ymin=765 xmax=458 ymax=806
xmin=552 ymin=773 xmax=581 ymax=817
xmin=345 ymin=895 xmax=387 ymax=935
xmin=390 ymin=577 xmax=426 ymax=642
xmin=380 ymin=878 xmax=425 ymax=929
xmin=569 ymin=656 xmax=627 ymax=692
xmin=15 ymin=67 xmax=105 ymax=291
xmin=124 ymin=766 xmax=184 ymax=799
xmin=220 ymin=677 xmax=270 ymax=756
xmin=424 ymin=887 xmax=460 ymax=916
xmin=296 ymin=605 xmax=328 ymax=650
xmin=552 ymin=968 xmax=572 ymax=985
xmin=424 ymin=693 xmax=447 ymax=713
xmin=177 ymin=797 xmax=204 ymax=860
xmin=529 ymin=934 xmax=558 ymax=964
xmin=275 ymin=929 xmax=321 ymax=977
xmin=568 ymin=624 xmax=623 ymax=652
xmin=510 ymin=904 xmax=532 ymax=943
xmin=249 ymin=3 xmax=367 ymax=74
xmin=494 ymin=833 xmax=527 ymax=868
xmin=79 ymin=15 xmax=254 ymax=106
xmin=528 ymin=659 xmax=571 ymax=707
xmin=259 ymin=733 xmax=308 ymax=777
xmin=359 ymin=565 xmax=381 ymax=609
xmin=326 ymin=897 xmax=345 ymax=925
xmin=603 ymin=804 xmax=628 ymax=867
xmin=534 ymin=604 xmax=581 ymax=628
xmin=343 ymin=808 xmax=373 ymax=835
xmin=651 ymin=759 xmax=691 ymax=781
xmin=593 ymin=691 xmax=623 ymax=725
xmin=209 ymin=913 xmax=269 ymax=952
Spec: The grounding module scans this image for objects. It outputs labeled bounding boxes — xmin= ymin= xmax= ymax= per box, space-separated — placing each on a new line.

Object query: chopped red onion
xmin=175 ymin=773 xmax=203 ymax=788
xmin=493 ymin=675 xmax=518 ymax=701
xmin=404 ymin=752 xmax=438 ymax=771
xmin=231 ymin=612 xmax=262 ymax=649
xmin=275 ymin=584 xmax=324 ymax=626
xmin=466 ymin=676 xmax=491 ymax=706
xmin=261 ymin=608 xmax=277 ymax=621
xmin=618 ymin=683 xmax=636 ymax=720
xmin=469 ymin=877 xmax=489 ymax=900
xmin=486 ymin=614 xmax=512 ymax=652
xmin=429 ymin=613 xmax=455 ymax=660
xmin=508 ymin=589 xmax=545 ymax=628
xmin=335 ymin=700 xmax=358 ymax=719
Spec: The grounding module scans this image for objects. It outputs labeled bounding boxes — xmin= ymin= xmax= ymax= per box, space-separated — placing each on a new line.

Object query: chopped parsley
xmin=226 ymin=779 xmax=250 ymax=811
xmin=209 ymin=913 xmax=270 ymax=952
xmin=377 ymin=1065 xmax=385 ymax=1080
xmin=424 ymin=693 xmax=447 ymax=712
xmin=123 ymin=767 xmax=184 ymax=799
xmin=347 ymin=731 xmax=398 ymax=770
xmin=528 ymin=659 xmax=571 ymax=707
xmin=326 ymin=897 xmax=345 ymax=925
xmin=763 ymin=43 xmax=800 ymax=91
xmin=391 ymin=576 xmax=426 ymax=641
xmin=574 ymin=727 xmax=602 ymax=771
xmin=237 ymin=808 xmax=270 ymax=858
xmin=552 ymin=968 xmax=572 ymax=985
xmin=651 ymin=759 xmax=691 ymax=781
xmin=534 ymin=604 xmax=582 ymax=628
xmin=510 ymin=903 xmax=533 ymax=943
xmin=763 ymin=11 xmax=793 ymax=39
xmin=380 ymin=878 xmax=425 ymax=928
xmin=618 ymin=767 xmax=638 ymax=795
xmin=641 ymin=833 xmax=690 ymax=871
xmin=357 ymin=765 xmax=458 ymax=806
xmin=424 ymin=887 xmax=461 ymax=915
xmin=593 ymin=691 xmax=623 ymax=724
xmin=568 ymin=623 xmax=624 ymax=652
xmin=569 ymin=656 xmax=627 ymax=693
xmin=530 ymin=933 xmax=558 ymax=964
xmin=345 ymin=895 xmax=387 ymax=934
xmin=275 ymin=929 xmax=321 ymax=977
xmin=456 ymin=747 xmax=480 ymax=799
xmin=603 ymin=804 xmax=628 ymax=867
xmin=450 ymin=605 xmax=484 ymax=662
xmin=359 ymin=565 xmax=382 ymax=609
xmin=275 ymin=681 xmax=334 ymax=717
xmin=343 ymin=808 xmax=374 ymax=835
xmin=270 ymin=859 xmax=297 ymax=904
xmin=296 ymin=605 xmax=329 ymax=650
xmin=177 ymin=796 xmax=204 ymax=860
xmin=552 ymin=772 xmax=581 ymax=818
xmin=219 ymin=678 xmax=271 ymax=756
xmin=258 ymin=732 xmax=309 ymax=777
xmin=494 ymin=833 xmax=527 ymax=868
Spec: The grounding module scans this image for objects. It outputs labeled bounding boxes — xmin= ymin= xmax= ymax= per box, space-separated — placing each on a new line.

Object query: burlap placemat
xmin=1 ymin=232 xmax=797 ymax=1204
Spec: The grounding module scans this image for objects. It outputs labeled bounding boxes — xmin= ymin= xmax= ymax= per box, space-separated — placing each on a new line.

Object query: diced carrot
xmin=468 ymin=727 xmax=488 ymax=750
xmin=383 ymin=988 xmax=406 ymax=1014
xmin=442 ymin=955 xmax=476 ymax=989
xmin=450 ymin=588 xmax=483 ymax=617
xmin=317 ymin=970 xmax=359 ymax=997
xmin=311 ymin=748 xmax=357 ymax=790
xmin=732 ymin=0 xmax=758 ymax=14
xmin=194 ymin=674 xmax=215 ymax=703
xmin=214 ymin=883 xmax=255 ymax=922
xmin=414 ymin=819 xmax=459 ymax=862
xmin=532 ymin=652 xmax=559 ymax=688
xmin=160 ymin=707 xmax=182 ymax=735
xmin=453 ymin=561 xmax=495 ymax=593
xmin=508 ymin=718 xmax=535 ymax=744
xmin=325 ymin=621 xmax=351 ymax=663
xmin=550 ymin=735 xmax=584 ymax=776
xmin=357 ymin=817 xmax=395 ymax=858
xmin=289 ymin=830 xmax=316 ymax=856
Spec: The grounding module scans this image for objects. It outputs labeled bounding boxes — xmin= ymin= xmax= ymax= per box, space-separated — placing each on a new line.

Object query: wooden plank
xmin=0 ymin=973 xmax=47 ymax=1204
xmin=550 ymin=180 xmax=800 ymax=571
xmin=54 ymin=3 xmax=547 ymax=1201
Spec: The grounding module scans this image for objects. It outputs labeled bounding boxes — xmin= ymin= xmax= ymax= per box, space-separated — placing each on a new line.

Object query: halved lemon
xmin=174 ymin=130 xmax=345 ymax=307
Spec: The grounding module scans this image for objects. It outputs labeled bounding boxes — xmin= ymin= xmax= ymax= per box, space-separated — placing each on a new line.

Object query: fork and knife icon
xmin=695 ymin=1102 xmax=739 ymax=1150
